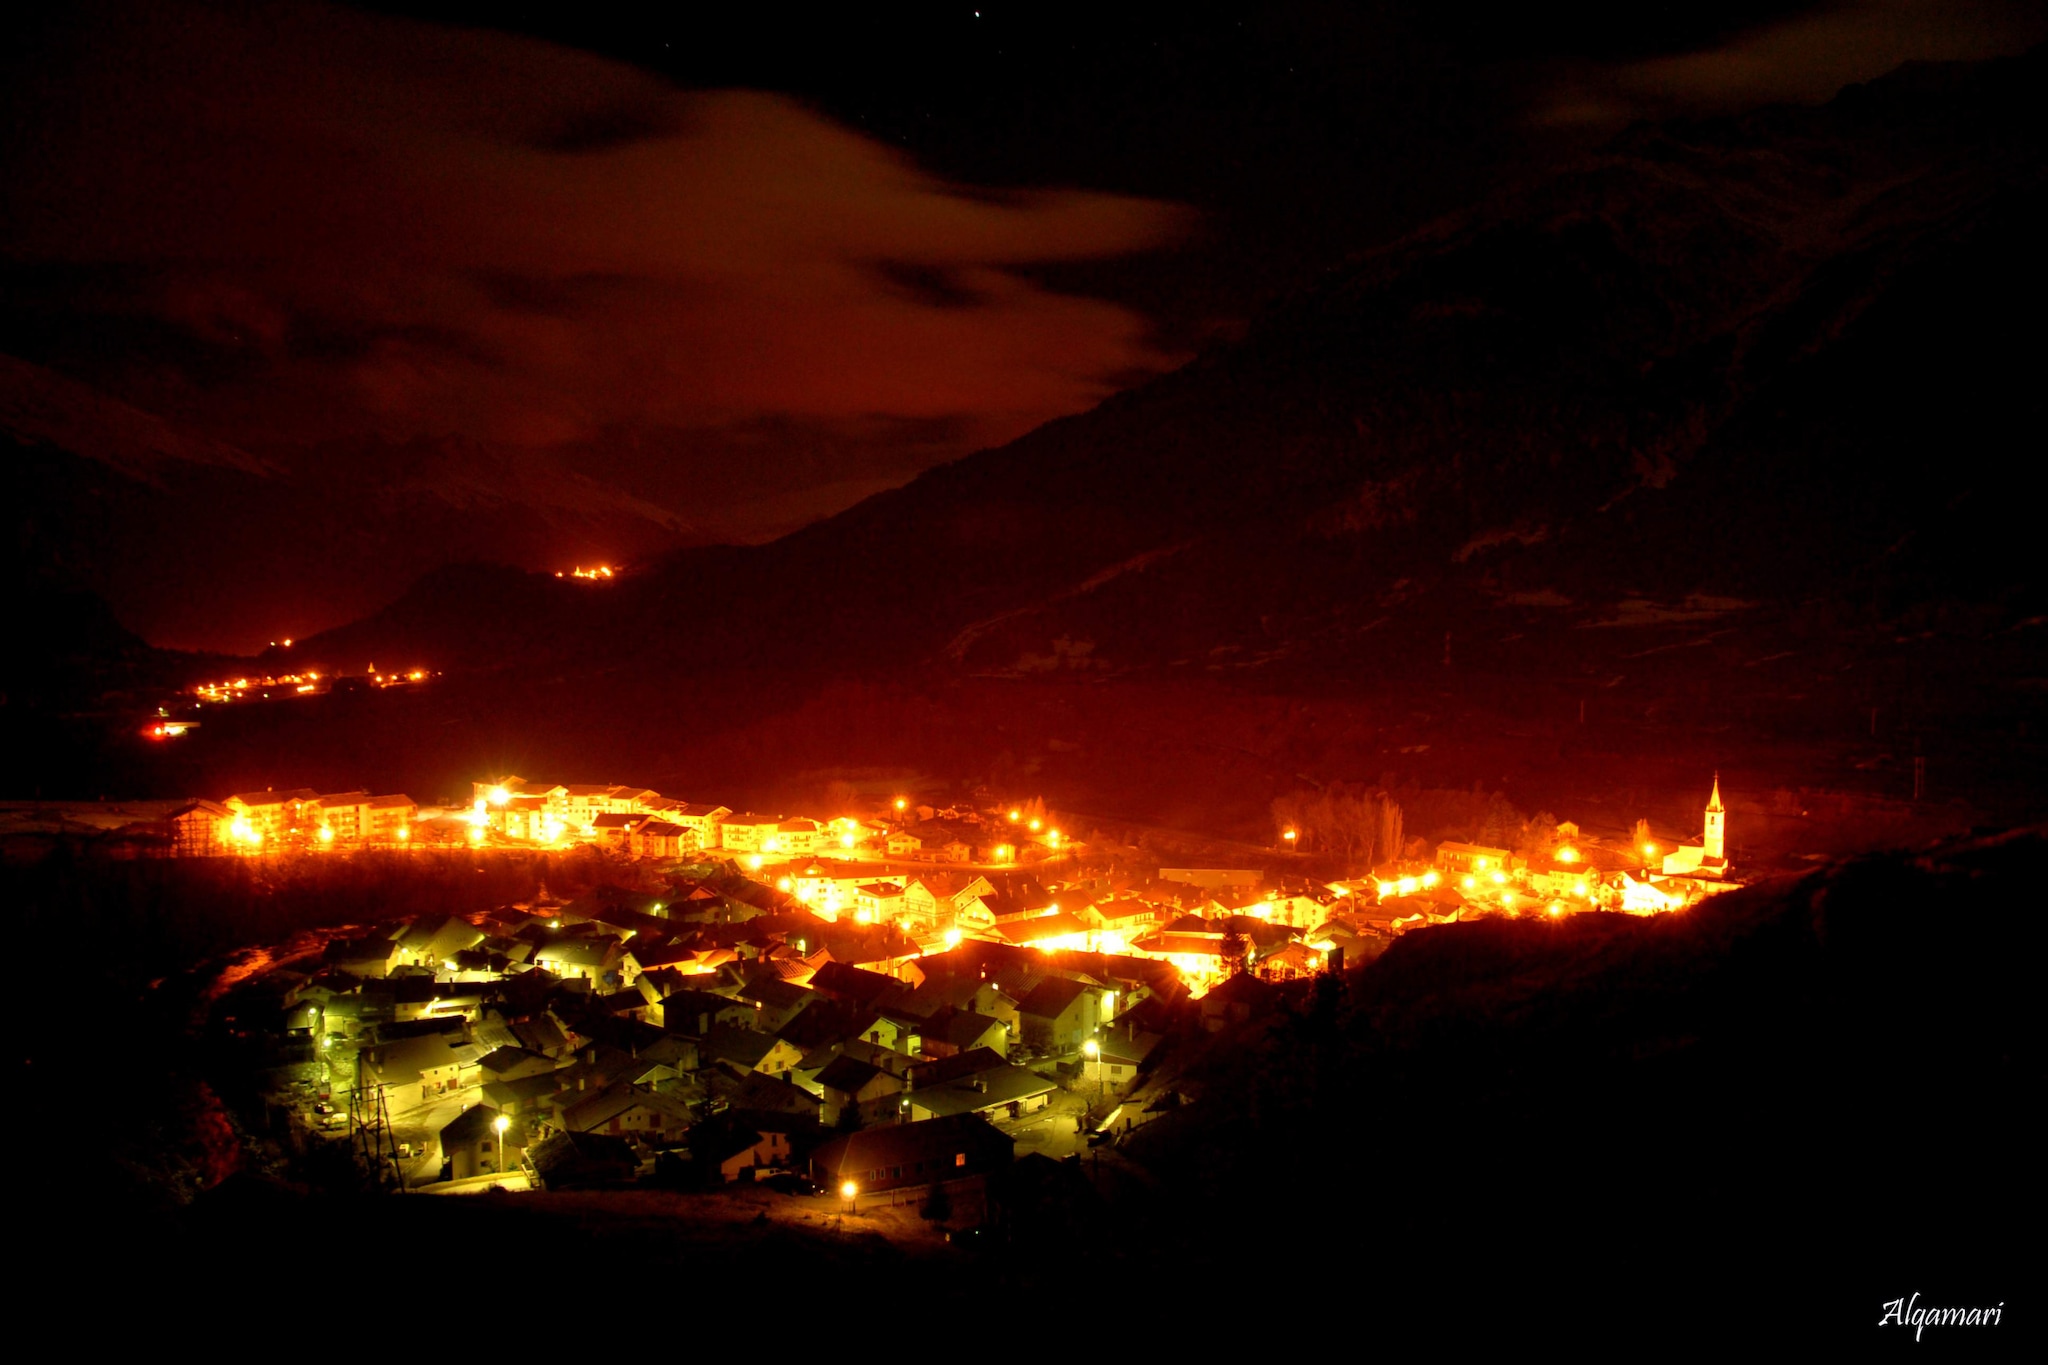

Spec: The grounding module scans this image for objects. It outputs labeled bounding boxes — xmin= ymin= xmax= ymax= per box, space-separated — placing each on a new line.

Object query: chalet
xmin=657 ymin=988 xmax=760 ymax=1035
xmin=736 ymin=977 xmax=821 ymax=1033
xmin=360 ymin=1033 xmax=482 ymax=1101
xmin=533 ymin=936 xmax=622 ymax=983
xmin=768 ymin=818 xmax=824 ymax=856
xmin=1091 ymin=1023 xmax=1164 ymax=1093
xmin=902 ymin=874 xmax=993 ymax=927
xmin=624 ymin=941 xmax=703 ymax=987
xmin=438 ymin=1105 xmax=527 ymax=1180
xmin=471 ymin=1047 xmax=552 ymax=1088
xmin=329 ymin=935 xmax=404 ymax=979
xmin=391 ymin=915 xmax=486 ymax=969
xmin=166 ymin=799 xmax=232 ymax=856
xmin=919 ymin=1006 xmax=1010 ymax=1059
xmin=632 ymin=820 xmax=690 ymax=859
xmin=670 ymin=803 xmax=731 ymax=849
xmin=885 ymin=831 xmax=922 ymax=857
xmin=906 ymin=974 xmax=1022 ymax=1034
xmin=560 ymin=1082 xmax=693 ymax=1139
xmin=1435 ymin=841 xmax=1514 ymax=876
xmin=490 ymin=795 xmax=550 ymax=842
xmin=807 ymin=961 xmax=902 ymax=1012
xmin=225 ymin=788 xmax=319 ymax=839
xmin=994 ymin=911 xmax=1091 ymax=950
xmin=700 ymin=1024 xmax=804 ymax=1077
xmin=902 ymin=1062 xmax=1056 ymax=1123
xmin=718 ymin=813 xmax=785 ymax=852
xmin=1157 ymin=867 xmax=1262 ymax=893
xmin=705 ymin=1125 xmax=798 ymax=1182
xmin=507 ymin=1016 xmax=570 ymax=1057
xmin=309 ymin=791 xmax=372 ymax=840
xmin=479 ymin=1072 xmax=561 ymax=1118
xmin=853 ymin=881 xmax=908 ymax=924
xmin=1015 ymin=976 xmax=1106 ymax=1052
xmin=809 ymin=1113 xmax=1014 ymax=1211
xmin=1199 ymin=972 xmax=1276 ymax=1032
xmin=848 ymin=1009 xmax=922 ymax=1055
xmin=527 ymin=1131 xmax=636 ymax=1190
xmin=814 ymin=1054 xmax=904 ymax=1126
xmin=363 ymin=794 xmax=416 ymax=841
xmin=729 ymin=1071 xmax=828 ymax=1120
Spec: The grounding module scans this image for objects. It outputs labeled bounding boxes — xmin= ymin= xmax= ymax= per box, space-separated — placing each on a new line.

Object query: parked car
xmin=764 ymin=1172 xmax=820 ymax=1196
xmin=313 ymin=1102 xmax=336 ymax=1116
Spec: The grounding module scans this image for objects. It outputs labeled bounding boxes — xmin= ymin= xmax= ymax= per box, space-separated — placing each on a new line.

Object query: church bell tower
xmin=1704 ymin=775 xmax=1726 ymax=863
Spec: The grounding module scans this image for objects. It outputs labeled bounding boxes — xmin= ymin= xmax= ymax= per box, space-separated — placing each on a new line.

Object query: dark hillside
xmin=1113 ymin=825 xmax=2031 ymax=1334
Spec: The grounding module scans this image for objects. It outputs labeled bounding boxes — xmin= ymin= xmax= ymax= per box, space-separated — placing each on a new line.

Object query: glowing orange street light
xmin=1642 ymin=843 xmax=1658 ymax=858
xmin=1557 ymin=847 xmax=1578 ymax=863
xmin=1282 ymin=829 xmax=1297 ymax=846
xmin=894 ymin=798 xmax=907 ymax=812
xmin=840 ymin=1180 xmax=858 ymax=1213
xmin=1009 ymin=809 xmax=1021 ymax=822
xmin=318 ymin=825 xmax=335 ymax=845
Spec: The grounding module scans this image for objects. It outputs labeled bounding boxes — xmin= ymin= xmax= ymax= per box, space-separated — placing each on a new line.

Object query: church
xmin=1660 ymin=777 xmax=1729 ymax=879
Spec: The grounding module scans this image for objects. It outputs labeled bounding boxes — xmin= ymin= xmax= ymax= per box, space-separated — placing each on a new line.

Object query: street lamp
xmin=493 ymin=1114 xmax=509 ymax=1176
xmin=840 ymin=1179 xmax=858 ymax=1216
xmin=1083 ymin=1038 xmax=1101 ymax=1101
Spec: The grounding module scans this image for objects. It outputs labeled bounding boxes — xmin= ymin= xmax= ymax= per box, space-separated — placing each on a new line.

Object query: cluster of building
xmin=1330 ymin=778 xmax=1741 ymax=930
xmin=221 ymin=776 xmax=1742 ymax=1214
xmin=167 ymin=788 xmax=421 ymax=853
xmin=266 ymin=882 xmax=1224 ymax=1212
xmin=460 ymin=777 xmax=1069 ymax=868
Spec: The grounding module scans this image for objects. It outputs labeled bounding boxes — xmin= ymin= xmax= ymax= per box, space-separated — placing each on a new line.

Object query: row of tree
xmin=1270 ymin=782 xmax=1404 ymax=867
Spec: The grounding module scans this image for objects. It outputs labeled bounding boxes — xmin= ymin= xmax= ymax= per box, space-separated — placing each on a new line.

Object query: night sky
xmin=6 ymin=1 xmax=2043 ymax=651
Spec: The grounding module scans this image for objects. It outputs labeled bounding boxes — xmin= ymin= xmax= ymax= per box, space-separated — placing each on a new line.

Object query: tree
xmin=834 ymin=1099 xmax=864 ymax=1135
xmin=1220 ymin=925 xmax=1249 ymax=977
xmin=1271 ymin=782 xmax=1406 ymax=871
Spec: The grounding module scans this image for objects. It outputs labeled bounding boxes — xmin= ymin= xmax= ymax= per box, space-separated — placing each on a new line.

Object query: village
xmin=186 ymin=773 xmax=1747 ymax=1219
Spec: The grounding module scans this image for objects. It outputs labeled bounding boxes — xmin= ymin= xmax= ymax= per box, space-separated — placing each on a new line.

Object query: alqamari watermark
xmin=1878 ymin=1293 xmax=2004 ymax=1341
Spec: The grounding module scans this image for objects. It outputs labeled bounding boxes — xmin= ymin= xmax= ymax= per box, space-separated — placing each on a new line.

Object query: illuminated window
xmin=955 ymin=1152 xmax=967 ymax=1167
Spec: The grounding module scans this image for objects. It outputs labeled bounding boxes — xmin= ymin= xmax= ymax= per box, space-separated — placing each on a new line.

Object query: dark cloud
xmin=1535 ymin=0 xmax=2048 ymax=126
xmin=3 ymin=1 xmax=1189 ymax=466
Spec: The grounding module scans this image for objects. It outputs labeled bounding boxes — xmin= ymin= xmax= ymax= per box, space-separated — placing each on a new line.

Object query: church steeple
xmin=1703 ymin=774 xmax=1725 ymax=862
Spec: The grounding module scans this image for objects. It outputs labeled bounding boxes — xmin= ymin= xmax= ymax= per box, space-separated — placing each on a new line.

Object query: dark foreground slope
xmin=45 ymin=827 xmax=2030 ymax=1346
xmin=1119 ymin=825 xmax=2031 ymax=1337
